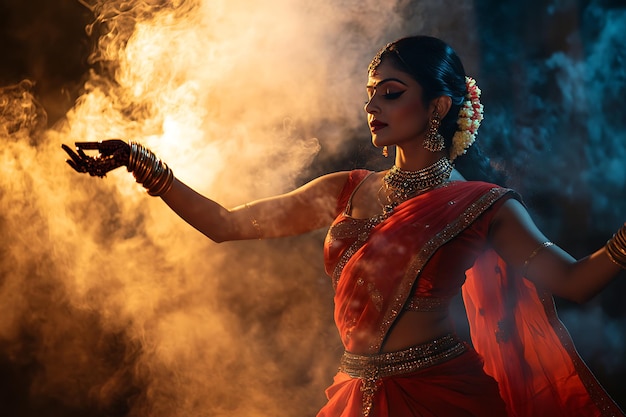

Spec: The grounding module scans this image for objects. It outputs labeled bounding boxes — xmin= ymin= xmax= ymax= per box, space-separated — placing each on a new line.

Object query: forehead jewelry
xmin=368 ymin=43 xmax=391 ymax=72
xmin=369 ymin=42 xmax=413 ymax=75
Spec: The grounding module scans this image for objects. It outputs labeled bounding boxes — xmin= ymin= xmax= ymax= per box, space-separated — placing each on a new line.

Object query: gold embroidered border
xmin=330 ymin=217 xmax=381 ymax=289
xmin=404 ymin=295 xmax=452 ymax=312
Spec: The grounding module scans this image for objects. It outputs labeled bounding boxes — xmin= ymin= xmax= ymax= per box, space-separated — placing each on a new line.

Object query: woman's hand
xmin=62 ymin=139 xmax=130 ymax=177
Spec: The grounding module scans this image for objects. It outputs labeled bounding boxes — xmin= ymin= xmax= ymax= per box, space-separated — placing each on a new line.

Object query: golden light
xmin=0 ymin=1 xmax=410 ymax=415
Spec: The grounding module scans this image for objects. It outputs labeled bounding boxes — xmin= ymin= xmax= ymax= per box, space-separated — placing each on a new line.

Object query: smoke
xmin=0 ymin=0 xmax=624 ymax=415
xmin=1 ymin=0 xmax=404 ymax=415
xmin=475 ymin=1 xmax=626 ymax=233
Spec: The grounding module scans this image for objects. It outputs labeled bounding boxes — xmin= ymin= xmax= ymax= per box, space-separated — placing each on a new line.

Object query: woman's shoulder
xmin=316 ymin=169 xmax=375 ymax=191
xmin=300 ymin=170 xmax=363 ymax=202
xmin=314 ymin=169 xmax=377 ymax=214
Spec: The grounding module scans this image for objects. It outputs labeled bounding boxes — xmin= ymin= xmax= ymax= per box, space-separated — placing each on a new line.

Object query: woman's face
xmin=364 ymin=59 xmax=431 ymax=150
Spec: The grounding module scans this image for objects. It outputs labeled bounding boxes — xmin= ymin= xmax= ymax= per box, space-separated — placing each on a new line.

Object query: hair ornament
xmin=368 ymin=43 xmax=392 ymax=73
xmin=450 ymin=76 xmax=483 ymax=161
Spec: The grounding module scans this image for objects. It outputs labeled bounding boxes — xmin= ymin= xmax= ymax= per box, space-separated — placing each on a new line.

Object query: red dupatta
xmin=464 ymin=251 xmax=624 ymax=416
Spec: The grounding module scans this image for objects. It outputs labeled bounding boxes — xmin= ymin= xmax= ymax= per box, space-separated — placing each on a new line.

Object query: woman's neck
xmin=394 ymin=147 xmax=448 ymax=171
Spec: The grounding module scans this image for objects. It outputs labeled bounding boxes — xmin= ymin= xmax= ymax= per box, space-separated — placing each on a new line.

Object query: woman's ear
xmin=431 ymin=95 xmax=452 ymax=118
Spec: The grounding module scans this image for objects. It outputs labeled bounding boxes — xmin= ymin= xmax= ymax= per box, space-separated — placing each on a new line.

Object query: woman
xmin=63 ymin=36 xmax=625 ymax=417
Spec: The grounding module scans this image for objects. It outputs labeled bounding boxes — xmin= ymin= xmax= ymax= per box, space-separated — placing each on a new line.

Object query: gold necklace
xmin=379 ymin=156 xmax=453 ymax=214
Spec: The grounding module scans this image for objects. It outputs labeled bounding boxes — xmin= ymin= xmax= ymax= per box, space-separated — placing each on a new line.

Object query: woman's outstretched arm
xmin=490 ymin=199 xmax=624 ymax=303
xmin=62 ymin=139 xmax=349 ymax=243
xmin=160 ymin=171 xmax=349 ymax=242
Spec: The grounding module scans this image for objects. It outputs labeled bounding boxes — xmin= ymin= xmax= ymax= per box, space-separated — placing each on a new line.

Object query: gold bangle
xmin=522 ymin=241 xmax=554 ymax=276
xmin=133 ymin=145 xmax=151 ymax=183
xmin=127 ymin=142 xmax=136 ymax=171
xmin=604 ymin=223 xmax=626 ymax=269
xmin=128 ymin=142 xmax=175 ymax=197
xmin=142 ymin=158 xmax=162 ymax=190
xmin=608 ymin=238 xmax=626 ymax=257
xmin=148 ymin=166 xmax=174 ymax=196
xmin=613 ymin=228 xmax=626 ymax=249
xmin=605 ymin=246 xmax=626 ymax=269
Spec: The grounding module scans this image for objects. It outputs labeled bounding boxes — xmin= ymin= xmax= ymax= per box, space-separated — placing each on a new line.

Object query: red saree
xmin=318 ymin=170 xmax=624 ymax=417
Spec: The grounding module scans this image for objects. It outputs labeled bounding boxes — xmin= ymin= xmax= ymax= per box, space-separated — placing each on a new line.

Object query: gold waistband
xmin=339 ymin=334 xmax=467 ymax=416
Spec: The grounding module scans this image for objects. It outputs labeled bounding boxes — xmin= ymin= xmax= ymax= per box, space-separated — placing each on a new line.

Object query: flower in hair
xmin=450 ymin=76 xmax=483 ymax=161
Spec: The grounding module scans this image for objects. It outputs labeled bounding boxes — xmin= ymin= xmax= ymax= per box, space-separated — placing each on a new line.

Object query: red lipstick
xmin=370 ymin=120 xmax=388 ymax=132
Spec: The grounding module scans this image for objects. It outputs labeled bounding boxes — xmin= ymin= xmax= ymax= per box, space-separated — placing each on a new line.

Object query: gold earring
xmin=424 ymin=111 xmax=445 ymax=152
xmin=382 ymin=146 xmax=388 ymax=157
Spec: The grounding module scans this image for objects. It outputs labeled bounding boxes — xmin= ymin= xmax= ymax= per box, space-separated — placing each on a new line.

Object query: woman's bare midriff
xmin=380 ymin=310 xmax=454 ymax=353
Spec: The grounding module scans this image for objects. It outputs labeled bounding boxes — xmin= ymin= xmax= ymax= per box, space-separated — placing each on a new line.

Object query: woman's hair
xmin=369 ymin=36 xmax=507 ymax=185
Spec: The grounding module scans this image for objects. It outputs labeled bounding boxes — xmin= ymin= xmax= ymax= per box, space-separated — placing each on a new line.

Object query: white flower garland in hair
xmin=450 ymin=76 xmax=484 ymax=161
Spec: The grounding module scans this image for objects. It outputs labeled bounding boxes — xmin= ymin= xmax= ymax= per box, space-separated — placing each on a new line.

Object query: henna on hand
xmin=62 ymin=139 xmax=130 ymax=177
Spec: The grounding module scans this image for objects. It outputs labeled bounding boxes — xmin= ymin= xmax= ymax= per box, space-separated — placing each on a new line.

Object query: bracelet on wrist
xmin=605 ymin=223 xmax=626 ymax=269
xmin=127 ymin=141 xmax=174 ymax=197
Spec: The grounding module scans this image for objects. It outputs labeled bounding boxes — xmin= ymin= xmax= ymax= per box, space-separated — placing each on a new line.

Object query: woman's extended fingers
xmin=73 ymin=141 xmax=102 ymax=150
xmin=61 ymin=144 xmax=88 ymax=170
xmin=77 ymin=139 xmax=127 ymax=151
xmin=62 ymin=141 xmax=129 ymax=177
